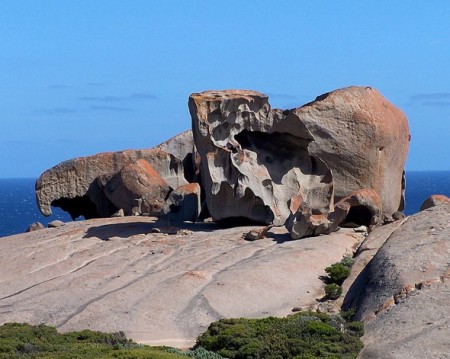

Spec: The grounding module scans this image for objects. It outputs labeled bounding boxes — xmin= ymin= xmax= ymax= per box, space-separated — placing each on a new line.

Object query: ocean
xmin=0 ymin=172 xmax=449 ymax=238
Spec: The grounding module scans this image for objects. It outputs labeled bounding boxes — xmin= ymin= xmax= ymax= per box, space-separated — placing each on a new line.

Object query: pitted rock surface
xmin=189 ymin=89 xmax=333 ymax=226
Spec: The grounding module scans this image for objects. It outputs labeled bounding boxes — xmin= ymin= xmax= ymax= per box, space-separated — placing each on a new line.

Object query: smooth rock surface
xmin=104 ymin=159 xmax=170 ymax=216
xmin=343 ymin=204 xmax=450 ymax=358
xmin=0 ymin=217 xmax=364 ymax=348
xmin=48 ymin=220 xmax=65 ymax=228
xmin=189 ymin=89 xmax=333 ymax=226
xmin=293 ymin=86 xmax=410 ymax=218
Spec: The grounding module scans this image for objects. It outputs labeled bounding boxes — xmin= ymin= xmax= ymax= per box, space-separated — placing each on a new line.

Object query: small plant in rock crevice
xmin=323 ymin=256 xmax=355 ymax=300
xmin=324 ymin=283 xmax=342 ymax=300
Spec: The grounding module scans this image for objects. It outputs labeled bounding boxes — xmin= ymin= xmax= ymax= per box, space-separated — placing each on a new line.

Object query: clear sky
xmin=1 ymin=1 xmax=449 ymax=178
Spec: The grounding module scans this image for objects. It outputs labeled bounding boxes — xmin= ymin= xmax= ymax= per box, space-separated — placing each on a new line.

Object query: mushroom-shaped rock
xmin=103 ymin=159 xmax=170 ymax=216
xmin=162 ymin=183 xmax=201 ymax=223
xmin=293 ymin=86 xmax=410 ymax=219
xmin=36 ymin=148 xmax=187 ymax=219
xmin=420 ymin=194 xmax=450 ymax=211
xmin=189 ymin=89 xmax=334 ymax=226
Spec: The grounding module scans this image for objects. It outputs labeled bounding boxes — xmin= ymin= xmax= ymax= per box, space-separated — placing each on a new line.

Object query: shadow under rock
xmin=83 ymin=222 xmax=154 ymax=241
xmin=83 ymin=220 xmax=220 ymax=241
xmin=266 ymin=231 xmax=292 ymax=244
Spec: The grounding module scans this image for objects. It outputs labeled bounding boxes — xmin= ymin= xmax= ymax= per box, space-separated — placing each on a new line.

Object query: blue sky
xmin=1 ymin=1 xmax=449 ymax=177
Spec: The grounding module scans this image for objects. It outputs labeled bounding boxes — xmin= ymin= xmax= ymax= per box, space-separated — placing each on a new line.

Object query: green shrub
xmin=325 ymin=263 xmax=351 ymax=285
xmin=195 ymin=311 xmax=364 ymax=358
xmin=345 ymin=321 xmax=365 ymax=337
xmin=340 ymin=308 xmax=357 ymax=321
xmin=0 ymin=323 xmax=190 ymax=359
xmin=340 ymin=256 xmax=354 ymax=268
xmin=324 ymin=283 xmax=343 ymax=299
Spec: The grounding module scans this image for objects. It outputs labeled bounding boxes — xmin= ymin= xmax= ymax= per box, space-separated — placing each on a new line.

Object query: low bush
xmin=195 ymin=311 xmax=364 ymax=358
xmin=325 ymin=256 xmax=354 ymax=286
xmin=324 ymin=283 xmax=343 ymax=300
xmin=325 ymin=263 xmax=351 ymax=285
xmin=0 ymin=323 xmax=219 ymax=359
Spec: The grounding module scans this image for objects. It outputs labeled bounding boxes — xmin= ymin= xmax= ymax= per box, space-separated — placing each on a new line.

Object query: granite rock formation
xmin=36 ymin=86 xmax=409 ymax=238
xmin=103 ymin=159 xmax=170 ymax=216
xmin=0 ymin=216 xmax=364 ymax=348
xmin=162 ymin=183 xmax=202 ymax=223
xmin=333 ymin=188 xmax=382 ymax=228
xmin=154 ymin=130 xmax=197 ymax=183
xmin=343 ymin=204 xmax=450 ymax=358
xmin=420 ymin=194 xmax=450 ymax=211
xmin=36 ymin=148 xmax=189 ymax=220
xmin=293 ymin=86 xmax=409 ymax=218
xmin=189 ymin=90 xmax=334 ymax=226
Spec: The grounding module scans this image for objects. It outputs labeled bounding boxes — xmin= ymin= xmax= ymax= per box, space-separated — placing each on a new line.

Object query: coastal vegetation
xmin=0 ymin=323 xmax=217 ymax=359
xmin=0 ymin=313 xmax=364 ymax=358
xmin=195 ymin=311 xmax=364 ymax=358
xmin=323 ymin=257 xmax=354 ymax=300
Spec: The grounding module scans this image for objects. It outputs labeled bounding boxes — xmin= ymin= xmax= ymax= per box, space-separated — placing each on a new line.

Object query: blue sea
xmin=0 ymin=172 xmax=449 ymax=238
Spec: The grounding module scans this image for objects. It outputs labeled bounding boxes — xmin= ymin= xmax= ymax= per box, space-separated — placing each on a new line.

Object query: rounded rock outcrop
xmin=103 ymin=159 xmax=170 ymax=216
xmin=36 ymin=148 xmax=188 ymax=219
xmin=293 ymin=86 xmax=410 ymax=218
xmin=420 ymin=194 xmax=450 ymax=211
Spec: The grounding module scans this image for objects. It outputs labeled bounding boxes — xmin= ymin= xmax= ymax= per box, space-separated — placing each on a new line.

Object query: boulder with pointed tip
xmin=420 ymin=194 xmax=450 ymax=211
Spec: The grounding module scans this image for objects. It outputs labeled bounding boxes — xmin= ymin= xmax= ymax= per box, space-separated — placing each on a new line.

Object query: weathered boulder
xmin=332 ymin=188 xmax=382 ymax=228
xmin=343 ymin=204 xmax=450 ymax=358
xmin=286 ymin=193 xmax=333 ymax=239
xmin=48 ymin=220 xmax=65 ymax=228
xmin=154 ymin=130 xmax=197 ymax=183
xmin=26 ymin=222 xmax=44 ymax=232
xmin=293 ymin=86 xmax=410 ymax=218
xmin=420 ymin=194 xmax=450 ymax=211
xmin=103 ymin=159 xmax=170 ymax=216
xmin=36 ymin=148 xmax=188 ymax=219
xmin=162 ymin=183 xmax=201 ymax=223
xmin=189 ymin=89 xmax=334 ymax=226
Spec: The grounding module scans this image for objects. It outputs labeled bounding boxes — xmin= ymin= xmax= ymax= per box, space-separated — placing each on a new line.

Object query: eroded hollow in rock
xmin=343 ymin=205 xmax=373 ymax=227
xmin=234 ymin=130 xmax=313 ymax=184
xmin=51 ymin=196 xmax=103 ymax=220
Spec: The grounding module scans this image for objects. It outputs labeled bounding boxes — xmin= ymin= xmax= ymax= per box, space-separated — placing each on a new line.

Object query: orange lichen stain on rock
xmin=177 ymin=183 xmax=200 ymax=194
xmin=182 ymin=270 xmax=209 ymax=280
xmin=374 ymin=296 xmax=395 ymax=316
xmin=289 ymin=194 xmax=303 ymax=213
xmin=134 ymin=159 xmax=167 ymax=187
